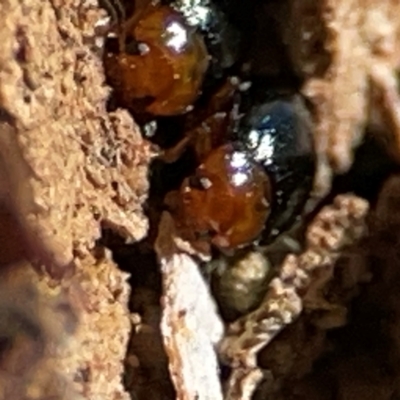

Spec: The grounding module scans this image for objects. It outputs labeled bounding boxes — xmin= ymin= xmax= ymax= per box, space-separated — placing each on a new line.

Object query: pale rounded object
xmin=211 ymin=250 xmax=273 ymax=318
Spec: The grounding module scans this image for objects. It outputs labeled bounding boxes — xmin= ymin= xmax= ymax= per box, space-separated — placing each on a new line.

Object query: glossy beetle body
xmin=104 ymin=4 xmax=209 ymax=116
xmin=236 ymin=94 xmax=315 ymax=243
xmin=179 ymin=143 xmax=272 ymax=249
xmin=101 ymin=1 xmax=315 ymax=251
xmin=173 ymin=89 xmax=315 ymax=250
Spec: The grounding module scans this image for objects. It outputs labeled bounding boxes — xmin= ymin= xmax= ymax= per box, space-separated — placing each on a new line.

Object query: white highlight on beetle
xmin=200 ymin=177 xmax=212 ymax=189
xmin=138 ymin=43 xmax=150 ymax=55
xmin=172 ymin=0 xmax=211 ymax=28
xmin=231 ymin=151 xmax=249 ymax=187
xmin=239 ymin=81 xmax=252 ymax=92
xmin=165 ymin=21 xmax=188 ymax=52
xmin=248 ymin=127 xmax=275 ymax=165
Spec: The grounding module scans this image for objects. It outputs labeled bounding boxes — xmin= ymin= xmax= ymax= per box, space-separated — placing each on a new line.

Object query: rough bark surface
xmin=279 ymin=0 xmax=400 ymax=195
xmin=0 ymin=0 xmax=150 ymax=399
xmin=1 ymin=1 xmax=400 ymax=400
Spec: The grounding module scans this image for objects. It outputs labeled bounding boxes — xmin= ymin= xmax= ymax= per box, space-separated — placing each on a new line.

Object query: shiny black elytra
xmin=236 ymin=94 xmax=315 ymax=244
